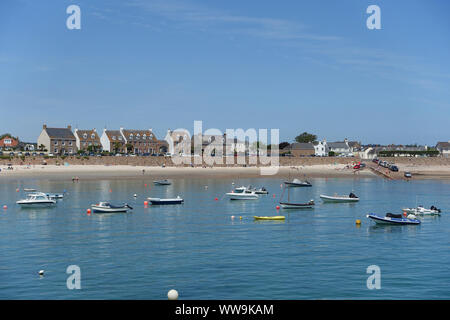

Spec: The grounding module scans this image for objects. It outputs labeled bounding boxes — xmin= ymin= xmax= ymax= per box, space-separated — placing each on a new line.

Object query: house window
xmin=136 ymin=134 xmax=140 ymax=139
xmin=83 ymin=142 xmax=87 ymax=146
xmin=54 ymin=141 xmax=58 ymax=145
xmin=112 ymin=136 xmax=116 ymax=140
xmin=69 ymin=141 xmax=72 ymax=146
xmin=143 ymin=134 xmax=147 ymax=139
xmin=4 ymin=139 xmax=11 ymax=145
xmin=54 ymin=148 xmax=58 ymax=153
xmin=88 ymin=142 xmax=92 ymax=146
xmin=129 ymin=134 xmax=133 ymax=139
xmin=69 ymin=148 xmax=73 ymax=153
xmin=118 ymin=136 xmax=122 ymax=141
xmin=83 ymin=133 xmax=88 ymax=139
xmin=62 ymin=141 xmax=65 ymax=146
xmin=91 ymin=134 xmax=95 ymax=139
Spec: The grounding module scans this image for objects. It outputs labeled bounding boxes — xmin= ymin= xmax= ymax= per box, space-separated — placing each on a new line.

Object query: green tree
xmin=279 ymin=142 xmax=290 ymax=150
xmin=295 ymin=132 xmax=317 ymax=143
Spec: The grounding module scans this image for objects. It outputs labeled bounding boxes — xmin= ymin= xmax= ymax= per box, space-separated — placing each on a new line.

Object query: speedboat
xmin=402 ymin=206 xmax=441 ymax=215
xmin=254 ymin=216 xmax=285 ymax=221
xmin=91 ymin=202 xmax=133 ymax=213
xmin=280 ymin=200 xmax=315 ymax=209
xmin=366 ymin=213 xmax=421 ymax=225
xmin=284 ymin=178 xmax=312 ymax=187
xmin=16 ymin=192 xmax=56 ymax=207
xmin=320 ymin=193 xmax=359 ymax=202
xmin=252 ymin=186 xmax=269 ymax=194
xmin=226 ymin=187 xmax=259 ymax=200
xmin=153 ymin=179 xmax=171 ymax=185
xmin=147 ymin=196 xmax=184 ymax=205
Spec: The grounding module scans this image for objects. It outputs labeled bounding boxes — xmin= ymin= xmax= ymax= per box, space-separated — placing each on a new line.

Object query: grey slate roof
xmin=288 ymin=142 xmax=314 ymax=150
xmin=328 ymin=142 xmax=349 ymax=149
xmin=46 ymin=128 xmax=76 ymax=140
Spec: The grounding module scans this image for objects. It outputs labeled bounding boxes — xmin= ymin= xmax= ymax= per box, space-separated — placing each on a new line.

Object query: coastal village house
xmin=165 ymin=129 xmax=191 ymax=155
xmin=101 ymin=128 xmax=168 ymax=154
xmin=100 ymin=129 xmax=127 ymax=153
xmin=0 ymin=134 xmax=19 ymax=150
xmin=18 ymin=142 xmax=37 ymax=151
xmin=313 ymin=140 xmax=329 ymax=157
xmin=74 ymin=128 xmax=102 ymax=152
xmin=436 ymin=141 xmax=450 ymax=157
xmin=327 ymin=139 xmax=352 ymax=155
xmin=189 ymin=133 xmax=247 ymax=156
xmin=37 ymin=125 xmax=77 ymax=155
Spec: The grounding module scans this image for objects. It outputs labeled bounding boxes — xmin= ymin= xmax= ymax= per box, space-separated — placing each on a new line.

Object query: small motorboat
xmin=254 ymin=216 xmax=285 ymax=221
xmin=226 ymin=186 xmax=259 ymax=200
xmin=45 ymin=193 xmax=65 ymax=199
xmin=253 ymin=187 xmax=269 ymax=194
xmin=284 ymin=178 xmax=312 ymax=187
xmin=23 ymin=188 xmax=37 ymax=192
xmin=404 ymin=172 xmax=412 ymax=178
xmin=153 ymin=179 xmax=171 ymax=185
xmin=320 ymin=193 xmax=359 ymax=203
xmin=402 ymin=206 xmax=441 ymax=215
xmin=16 ymin=193 xmax=56 ymax=207
xmin=147 ymin=196 xmax=184 ymax=205
xmin=366 ymin=213 xmax=421 ymax=225
xmin=280 ymin=200 xmax=315 ymax=209
xmin=91 ymin=202 xmax=133 ymax=213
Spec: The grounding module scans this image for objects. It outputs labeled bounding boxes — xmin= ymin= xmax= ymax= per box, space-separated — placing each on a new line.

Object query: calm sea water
xmin=0 ymin=176 xmax=449 ymax=299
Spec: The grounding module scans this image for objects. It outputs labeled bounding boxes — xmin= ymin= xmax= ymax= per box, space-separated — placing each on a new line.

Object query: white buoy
xmin=133 ymin=194 xmax=137 ymax=198
xmin=39 ymin=270 xmax=44 ymax=276
xmin=168 ymin=289 xmax=178 ymax=300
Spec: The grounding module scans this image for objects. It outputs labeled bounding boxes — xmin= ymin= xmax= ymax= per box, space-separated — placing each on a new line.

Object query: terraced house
xmin=120 ymin=128 xmax=168 ymax=155
xmin=37 ymin=125 xmax=77 ymax=154
xmin=100 ymin=129 xmax=127 ymax=153
xmin=74 ymin=128 xmax=101 ymax=152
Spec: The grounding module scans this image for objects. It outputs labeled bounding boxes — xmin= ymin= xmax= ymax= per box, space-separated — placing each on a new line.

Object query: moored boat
xmin=226 ymin=186 xmax=259 ymax=200
xmin=16 ymin=193 xmax=56 ymax=207
xmin=366 ymin=213 xmax=421 ymax=225
xmin=280 ymin=200 xmax=315 ymax=209
xmin=320 ymin=193 xmax=359 ymax=202
xmin=402 ymin=206 xmax=441 ymax=215
xmin=153 ymin=179 xmax=171 ymax=185
xmin=91 ymin=202 xmax=133 ymax=213
xmin=284 ymin=178 xmax=312 ymax=187
xmin=147 ymin=196 xmax=184 ymax=205
xmin=254 ymin=216 xmax=285 ymax=221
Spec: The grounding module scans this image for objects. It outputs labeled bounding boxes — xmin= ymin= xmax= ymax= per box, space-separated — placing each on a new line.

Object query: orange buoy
xmin=109 ymin=189 xmax=112 ymax=192
xmin=276 ymin=205 xmax=280 ymax=210
xmin=16 ymin=188 xmax=19 ymax=192
xmin=3 ymin=205 xmax=7 ymax=210
xmin=86 ymin=208 xmax=91 ymax=214
xmin=144 ymin=201 xmax=148 ymax=206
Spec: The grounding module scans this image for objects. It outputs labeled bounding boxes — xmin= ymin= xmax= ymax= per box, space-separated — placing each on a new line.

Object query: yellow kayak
xmin=254 ymin=216 xmax=285 ymax=220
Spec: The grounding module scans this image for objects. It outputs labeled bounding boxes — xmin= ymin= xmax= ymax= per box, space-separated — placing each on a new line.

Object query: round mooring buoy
xmin=168 ymin=289 xmax=178 ymax=300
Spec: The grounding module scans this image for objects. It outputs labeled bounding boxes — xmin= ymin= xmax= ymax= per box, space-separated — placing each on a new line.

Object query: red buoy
xmin=3 ymin=205 xmax=7 ymax=210
xmin=109 ymin=189 xmax=112 ymax=193
xmin=86 ymin=208 xmax=91 ymax=214
xmin=144 ymin=201 xmax=148 ymax=206
xmin=276 ymin=205 xmax=280 ymax=210
xmin=214 ymin=197 xmax=218 ymax=201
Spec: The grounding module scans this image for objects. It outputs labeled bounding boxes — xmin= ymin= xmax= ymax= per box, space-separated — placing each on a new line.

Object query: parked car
xmin=25 ymin=152 xmax=30 ymax=156
xmin=0 ymin=151 xmax=3 ymax=156
xmin=372 ymin=158 xmax=379 ymax=163
xmin=48 ymin=153 xmax=55 ymax=157
xmin=389 ymin=165 xmax=399 ymax=172
xmin=32 ymin=152 xmax=37 ymax=156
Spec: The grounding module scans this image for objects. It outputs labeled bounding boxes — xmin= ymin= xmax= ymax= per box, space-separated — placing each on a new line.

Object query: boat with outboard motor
xmin=402 ymin=205 xmax=441 ymax=215
xmin=366 ymin=213 xmax=421 ymax=225
xmin=91 ymin=202 xmax=133 ymax=213
xmin=320 ymin=192 xmax=359 ymax=203
xmin=16 ymin=192 xmax=56 ymax=207
xmin=279 ymin=183 xmax=314 ymax=209
xmin=147 ymin=196 xmax=184 ymax=205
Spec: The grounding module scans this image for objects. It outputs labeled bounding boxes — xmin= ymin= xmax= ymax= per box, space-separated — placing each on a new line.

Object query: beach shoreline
xmin=1 ymin=162 xmax=449 ymax=180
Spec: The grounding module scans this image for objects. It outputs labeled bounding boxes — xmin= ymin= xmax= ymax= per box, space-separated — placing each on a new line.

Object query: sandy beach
xmin=0 ymin=163 xmax=378 ymax=180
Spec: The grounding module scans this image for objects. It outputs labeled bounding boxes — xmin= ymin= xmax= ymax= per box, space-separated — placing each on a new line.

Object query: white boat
xmin=23 ymin=188 xmax=37 ymax=192
xmin=367 ymin=213 xmax=421 ymax=225
xmin=16 ymin=192 xmax=56 ymax=207
xmin=280 ymin=200 xmax=315 ymax=209
xmin=320 ymin=193 xmax=359 ymax=202
xmin=226 ymin=186 xmax=259 ymax=200
xmin=248 ymin=186 xmax=269 ymax=194
xmin=91 ymin=202 xmax=133 ymax=213
xmin=147 ymin=196 xmax=184 ymax=205
xmin=153 ymin=179 xmax=171 ymax=185
xmin=402 ymin=206 xmax=441 ymax=215
xmin=284 ymin=178 xmax=312 ymax=187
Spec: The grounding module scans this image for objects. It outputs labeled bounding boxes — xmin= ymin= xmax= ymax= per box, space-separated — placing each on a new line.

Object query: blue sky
xmin=0 ymin=0 xmax=449 ymax=145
